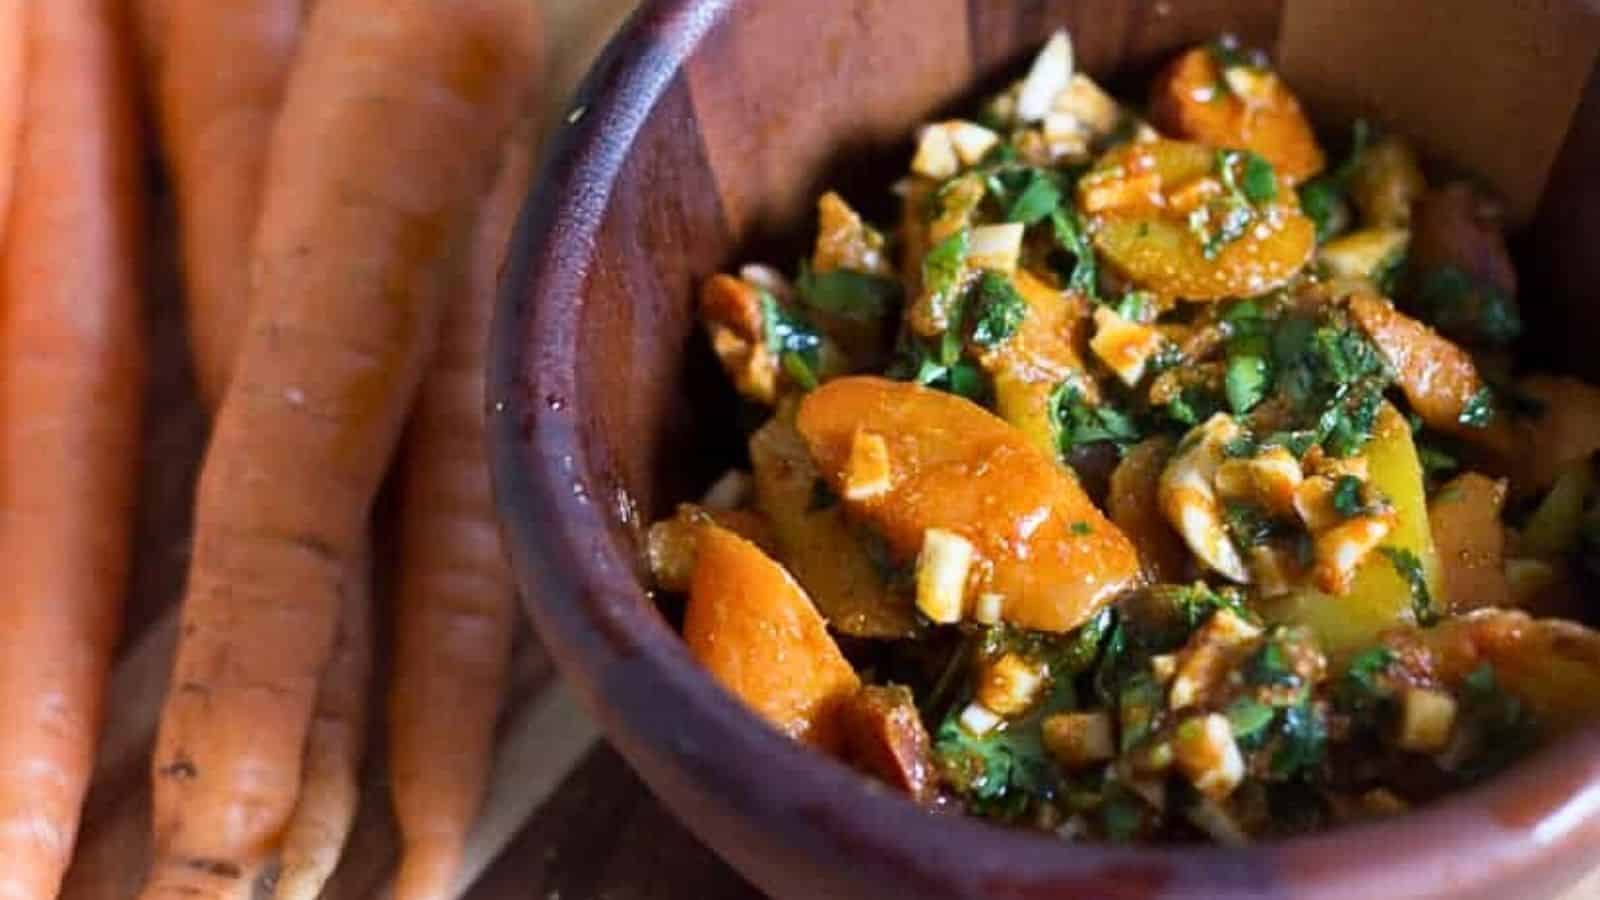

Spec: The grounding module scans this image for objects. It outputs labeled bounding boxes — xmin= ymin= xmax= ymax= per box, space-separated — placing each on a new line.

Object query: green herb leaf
xmin=1051 ymin=383 xmax=1144 ymax=458
xmin=1050 ymin=206 xmax=1099 ymax=298
xmin=1225 ymin=351 xmax=1270 ymax=414
xmin=923 ymin=228 xmax=971 ymax=306
xmin=1224 ymin=502 xmax=1277 ymax=547
xmin=1006 ymin=171 xmax=1062 ymax=225
xmin=795 ymin=262 xmax=902 ymax=320
xmin=1458 ymin=386 xmax=1495 ymax=429
xmin=1237 ymin=151 xmax=1279 ymax=204
xmin=1245 ymin=640 xmax=1301 ymax=689
xmin=1331 ymin=475 xmax=1366 ymax=518
xmin=1268 ymin=699 xmax=1328 ymax=780
xmin=1452 ymin=663 xmax=1539 ymax=781
xmin=1298 ymin=178 xmax=1348 ymax=243
xmin=759 ymin=290 xmax=823 ymax=390
xmin=1226 ymin=697 xmax=1277 ymax=745
xmin=1379 ymin=546 xmax=1435 ymax=625
xmin=1417 ymin=443 xmax=1460 ymax=480
xmin=971 ymin=271 xmax=1027 ymax=347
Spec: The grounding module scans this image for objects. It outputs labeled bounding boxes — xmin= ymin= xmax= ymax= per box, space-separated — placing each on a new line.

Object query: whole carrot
xmin=271 ymin=544 xmax=373 ymax=900
xmin=0 ymin=0 xmax=24 ymax=244
xmin=142 ymin=0 xmax=540 ymax=895
xmin=0 ymin=0 xmax=146 ymax=895
xmin=159 ymin=0 xmax=306 ymax=408
xmin=388 ymin=116 xmax=539 ymax=900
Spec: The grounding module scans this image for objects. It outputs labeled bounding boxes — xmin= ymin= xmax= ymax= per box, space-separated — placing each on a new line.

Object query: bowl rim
xmin=487 ymin=1 xmax=1600 ymax=895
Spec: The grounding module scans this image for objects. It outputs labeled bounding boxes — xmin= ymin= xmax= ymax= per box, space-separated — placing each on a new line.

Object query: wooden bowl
xmin=489 ymin=2 xmax=1600 ymax=897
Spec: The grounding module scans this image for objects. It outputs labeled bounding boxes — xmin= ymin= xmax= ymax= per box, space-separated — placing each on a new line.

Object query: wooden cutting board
xmin=66 ymin=1 xmax=1595 ymax=897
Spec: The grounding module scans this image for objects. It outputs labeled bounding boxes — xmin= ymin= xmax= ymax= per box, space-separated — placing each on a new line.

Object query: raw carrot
xmin=159 ymin=0 xmax=307 ymax=408
xmin=142 ymin=0 xmax=540 ymax=894
xmin=0 ymin=0 xmax=146 ymax=895
xmin=0 ymin=0 xmax=24 ymax=244
xmin=271 ymin=544 xmax=373 ymax=900
xmin=388 ymin=116 xmax=539 ymax=900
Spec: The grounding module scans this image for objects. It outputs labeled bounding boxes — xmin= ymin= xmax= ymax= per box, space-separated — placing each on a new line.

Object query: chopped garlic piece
xmin=1053 ymin=74 xmax=1123 ymax=137
xmin=978 ymin=653 xmax=1046 ymax=716
xmin=1397 ymin=687 xmax=1457 ymax=753
xmin=911 ymin=125 xmax=960 ymax=179
xmin=946 ymin=120 xmax=1001 ymax=165
xmin=1017 ymin=30 xmax=1074 ymax=122
xmin=1174 ymin=714 xmax=1246 ymax=801
xmin=843 ymin=430 xmax=892 ymax=501
xmin=1043 ymin=712 xmax=1115 ymax=769
xmin=958 ymin=701 xmax=1002 ymax=736
xmin=1214 ymin=447 xmax=1302 ymax=518
xmin=1311 ymin=513 xmax=1394 ymax=595
xmin=1159 ymin=414 xmax=1251 ymax=583
xmin=915 ymin=528 xmax=974 ymax=624
xmin=1293 ymin=475 xmax=1342 ymax=533
xmin=972 ymin=592 xmax=1004 ymax=626
xmin=1317 ymin=227 xmax=1409 ymax=282
xmin=701 ymin=469 xmax=753 ymax=510
xmin=738 ymin=263 xmax=794 ymax=301
xmin=1149 ymin=653 xmax=1178 ymax=685
xmin=967 ymin=223 xmax=1025 ymax=274
xmin=1090 ymin=306 xmax=1166 ymax=387
xmin=1169 ymin=608 xmax=1262 ymax=710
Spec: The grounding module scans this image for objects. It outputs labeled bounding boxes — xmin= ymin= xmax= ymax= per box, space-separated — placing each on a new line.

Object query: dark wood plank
xmin=467 ymin=745 xmax=760 ymax=900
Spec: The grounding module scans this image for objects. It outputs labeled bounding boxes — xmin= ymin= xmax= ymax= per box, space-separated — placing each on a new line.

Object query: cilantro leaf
xmin=971 ymin=271 xmax=1027 ymax=347
xmin=1331 ymin=474 xmax=1366 ymax=518
xmin=1006 ymin=170 xmax=1063 ymax=225
xmin=759 ymin=290 xmax=823 ymax=389
xmin=795 ymin=262 xmax=901 ymax=320
xmin=923 ymin=228 xmax=971 ymax=314
xmin=1379 ymin=546 xmax=1435 ymax=625
xmin=1050 ymin=206 xmax=1098 ymax=298
xmin=1414 ymin=265 xmax=1522 ymax=346
xmin=1458 ymin=386 xmax=1495 ymax=429
xmin=1050 ymin=382 xmax=1142 ymax=457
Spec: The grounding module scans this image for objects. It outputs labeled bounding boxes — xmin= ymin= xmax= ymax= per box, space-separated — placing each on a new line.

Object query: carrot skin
xmin=0 ymin=0 xmax=22 ymax=246
xmin=143 ymin=1 xmax=540 ymax=895
xmin=0 ymin=0 xmax=146 ymax=896
xmin=388 ymin=119 xmax=538 ymax=900
xmin=159 ymin=0 xmax=307 ymax=408
xmin=270 ymin=544 xmax=373 ymax=900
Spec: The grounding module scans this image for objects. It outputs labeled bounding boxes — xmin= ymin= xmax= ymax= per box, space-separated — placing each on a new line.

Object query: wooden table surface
xmin=68 ymin=1 xmax=1596 ymax=897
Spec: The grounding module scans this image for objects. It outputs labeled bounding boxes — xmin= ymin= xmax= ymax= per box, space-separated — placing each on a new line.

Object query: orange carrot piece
xmin=1150 ymin=46 xmax=1325 ymax=183
xmin=143 ymin=1 xmax=540 ymax=894
xmin=686 ymin=525 xmax=862 ymax=751
xmin=0 ymin=0 xmax=22 ymax=245
xmin=388 ymin=118 xmax=539 ymax=900
xmin=0 ymin=0 xmax=146 ymax=895
xmin=159 ymin=0 xmax=307 ymax=408
xmin=271 ymin=545 xmax=373 ymax=900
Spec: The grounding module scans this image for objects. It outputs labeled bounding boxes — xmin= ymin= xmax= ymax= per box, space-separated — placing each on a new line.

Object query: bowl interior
xmin=492 ymin=2 xmax=1600 ymax=897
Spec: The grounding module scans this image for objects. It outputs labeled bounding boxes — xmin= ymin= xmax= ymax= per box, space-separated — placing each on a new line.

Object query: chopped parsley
xmin=759 ymin=291 xmax=823 ymax=390
xmin=1006 ymin=170 xmax=1063 ymax=225
xmin=1224 ymin=501 xmax=1278 ymax=547
xmin=795 ymin=262 xmax=901 ymax=320
xmin=1451 ymin=664 xmax=1539 ymax=780
xmin=970 ymin=271 xmax=1027 ymax=347
xmin=1457 ymin=386 xmax=1496 ymax=429
xmin=1331 ymin=475 xmax=1367 ymax=518
xmin=1070 ymin=521 xmax=1094 ymax=536
xmin=1049 ymin=206 xmax=1099 ymax=298
xmin=1050 ymin=382 xmax=1143 ymax=457
xmin=1379 ymin=547 xmax=1435 ymax=625
xmin=1267 ymin=699 xmax=1328 ymax=780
